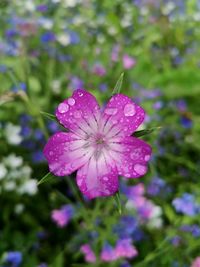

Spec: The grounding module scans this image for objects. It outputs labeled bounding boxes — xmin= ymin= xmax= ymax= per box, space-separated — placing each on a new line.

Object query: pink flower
xmin=80 ymin=244 xmax=96 ymax=263
xmin=191 ymin=257 xmax=200 ymax=267
xmin=100 ymin=243 xmax=117 ymax=262
xmin=51 ymin=205 xmax=74 ymax=228
xmin=114 ymin=239 xmax=138 ymax=259
xmin=122 ymin=55 xmax=136 ymax=69
xmin=43 ymin=89 xmax=152 ymax=199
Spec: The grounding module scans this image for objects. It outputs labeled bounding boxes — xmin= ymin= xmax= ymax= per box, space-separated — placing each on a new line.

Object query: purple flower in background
xmin=191 ymin=257 xmax=200 ymax=267
xmin=36 ymin=4 xmax=48 ymax=12
xmin=92 ymin=63 xmax=106 ymax=76
xmin=80 ymin=244 xmax=96 ymax=263
xmin=43 ymin=89 xmax=152 ymax=199
xmin=69 ymin=76 xmax=84 ymax=90
xmin=172 ymin=193 xmax=200 ymax=216
xmin=114 ymin=239 xmax=138 ymax=259
xmin=5 ymin=251 xmax=22 ymax=267
xmin=122 ymin=54 xmax=136 ymax=69
xmin=147 ymin=177 xmax=166 ymax=196
xmin=100 ymin=242 xmax=117 ymax=262
xmin=51 ymin=204 xmax=74 ymax=227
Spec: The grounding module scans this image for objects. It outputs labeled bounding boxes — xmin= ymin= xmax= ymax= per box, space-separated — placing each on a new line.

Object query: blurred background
xmin=0 ymin=0 xmax=200 ymax=266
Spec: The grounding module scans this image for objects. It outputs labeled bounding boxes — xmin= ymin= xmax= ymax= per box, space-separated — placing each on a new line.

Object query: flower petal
xmin=76 ymin=153 xmax=119 ymax=199
xmin=101 ymin=94 xmax=145 ymax=137
xmin=113 ymin=136 xmax=152 ymax=178
xmin=43 ymin=132 xmax=93 ymax=176
xmin=56 ymin=89 xmax=100 ymax=137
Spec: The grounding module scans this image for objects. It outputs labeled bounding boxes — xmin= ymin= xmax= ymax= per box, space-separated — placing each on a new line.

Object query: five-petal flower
xmin=43 ymin=89 xmax=152 ymax=199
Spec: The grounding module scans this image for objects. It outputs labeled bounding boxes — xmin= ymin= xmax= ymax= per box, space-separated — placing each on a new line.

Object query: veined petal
xmin=56 ymin=89 xmax=100 ymax=137
xmin=76 ymin=153 xmax=119 ymax=199
xmin=102 ymin=94 xmax=145 ymax=137
xmin=114 ymin=136 xmax=152 ymax=178
xmin=43 ymin=132 xmax=93 ymax=176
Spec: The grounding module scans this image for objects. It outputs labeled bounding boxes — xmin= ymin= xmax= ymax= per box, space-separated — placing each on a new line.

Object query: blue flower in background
xmin=11 ymin=82 xmax=27 ymax=93
xmin=5 ymin=251 xmax=22 ymax=267
xmin=172 ymin=193 xmax=200 ymax=216
xmin=40 ymin=32 xmax=55 ymax=43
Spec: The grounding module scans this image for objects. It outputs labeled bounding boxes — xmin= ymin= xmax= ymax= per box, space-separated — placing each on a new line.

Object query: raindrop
xmin=58 ymin=103 xmax=69 ymax=113
xmin=105 ymin=107 xmax=118 ymax=115
xmin=74 ymin=110 xmax=82 ymax=118
xmin=134 ymin=164 xmax=147 ymax=175
xmin=124 ymin=103 xmax=136 ymax=117
xmin=78 ymin=91 xmax=83 ymax=97
xmin=144 ymin=155 xmax=151 ymax=161
xmin=77 ymin=179 xmax=82 ymax=186
xmin=68 ymin=97 xmax=76 ymax=106
xmin=103 ymin=176 xmax=109 ymax=181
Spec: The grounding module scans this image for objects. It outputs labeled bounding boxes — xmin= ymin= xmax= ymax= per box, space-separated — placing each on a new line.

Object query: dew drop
xmin=134 ymin=164 xmax=147 ymax=175
xmin=144 ymin=155 xmax=151 ymax=161
xmin=58 ymin=103 xmax=69 ymax=113
xmin=68 ymin=97 xmax=75 ymax=106
xmin=105 ymin=107 xmax=118 ymax=115
xmin=124 ymin=103 xmax=136 ymax=117
xmin=49 ymin=151 xmax=53 ymax=156
xmin=74 ymin=110 xmax=82 ymax=118
xmin=78 ymin=91 xmax=83 ymax=97
xmin=103 ymin=176 xmax=109 ymax=181
xmin=77 ymin=179 xmax=82 ymax=186
xmin=130 ymin=148 xmax=141 ymax=160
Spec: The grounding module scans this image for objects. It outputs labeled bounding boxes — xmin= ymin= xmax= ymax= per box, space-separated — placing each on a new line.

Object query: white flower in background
xmin=18 ymin=179 xmax=38 ymax=195
xmin=63 ymin=0 xmax=79 ymax=8
xmin=162 ymin=1 xmax=176 ymax=16
xmin=4 ymin=123 xmax=22 ymax=145
xmin=4 ymin=154 xmax=23 ymax=169
xmin=148 ymin=205 xmax=163 ymax=229
xmin=38 ymin=18 xmax=54 ymax=30
xmin=52 ymin=80 xmax=62 ymax=95
xmin=56 ymin=33 xmax=71 ymax=46
xmin=4 ymin=181 xmax=16 ymax=191
xmin=15 ymin=204 xmax=25 ymax=214
xmin=21 ymin=166 xmax=32 ymax=177
xmin=24 ymin=0 xmax=35 ymax=12
xmin=0 ymin=164 xmax=7 ymax=180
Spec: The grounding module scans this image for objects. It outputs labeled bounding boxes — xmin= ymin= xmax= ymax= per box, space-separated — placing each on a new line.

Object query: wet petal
xmin=56 ymin=89 xmax=100 ymax=137
xmin=113 ymin=136 xmax=152 ymax=178
xmin=76 ymin=153 xmax=119 ymax=199
xmin=101 ymin=94 xmax=145 ymax=137
xmin=43 ymin=132 xmax=93 ymax=176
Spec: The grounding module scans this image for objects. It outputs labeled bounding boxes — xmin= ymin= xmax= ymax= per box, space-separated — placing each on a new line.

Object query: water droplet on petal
xmin=68 ymin=97 xmax=75 ymax=106
xmin=49 ymin=151 xmax=53 ymax=156
xmin=144 ymin=155 xmax=151 ymax=161
xmin=77 ymin=179 xmax=82 ymax=186
xmin=134 ymin=164 xmax=147 ymax=175
xmin=78 ymin=91 xmax=83 ymax=97
xmin=103 ymin=176 xmax=109 ymax=181
xmin=74 ymin=110 xmax=82 ymax=118
xmin=124 ymin=103 xmax=136 ymax=117
xmin=58 ymin=103 xmax=69 ymax=113
xmin=130 ymin=148 xmax=141 ymax=160
xmin=105 ymin=107 xmax=118 ymax=115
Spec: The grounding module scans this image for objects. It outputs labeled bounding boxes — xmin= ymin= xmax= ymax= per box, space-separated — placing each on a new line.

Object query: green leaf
xmin=133 ymin=126 xmax=162 ymax=137
xmin=40 ymin=111 xmax=56 ymax=121
xmin=112 ymin=72 xmax=124 ymax=95
xmin=37 ymin=172 xmax=56 ymax=185
xmin=113 ymin=191 xmax=122 ymax=215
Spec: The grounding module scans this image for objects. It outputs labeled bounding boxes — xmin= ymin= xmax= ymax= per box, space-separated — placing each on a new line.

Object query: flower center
xmin=94 ymin=133 xmax=106 ymax=146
